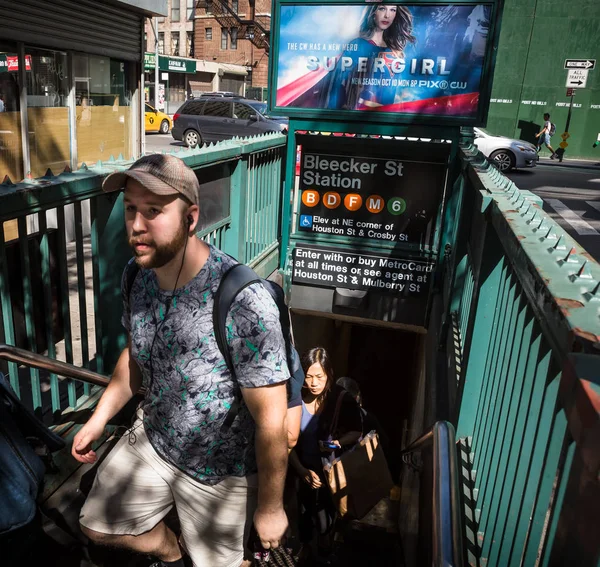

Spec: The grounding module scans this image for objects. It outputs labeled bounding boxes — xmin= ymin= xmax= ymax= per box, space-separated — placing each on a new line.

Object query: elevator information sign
xmin=292 ymin=244 xmax=434 ymax=297
xmin=298 ymin=151 xmax=446 ymax=246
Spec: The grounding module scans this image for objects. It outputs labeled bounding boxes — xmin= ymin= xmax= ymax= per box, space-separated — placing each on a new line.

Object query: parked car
xmin=172 ymin=97 xmax=287 ymax=147
xmin=474 ymin=127 xmax=538 ymax=172
xmin=243 ymin=100 xmax=289 ymax=131
xmin=144 ymin=103 xmax=172 ymax=134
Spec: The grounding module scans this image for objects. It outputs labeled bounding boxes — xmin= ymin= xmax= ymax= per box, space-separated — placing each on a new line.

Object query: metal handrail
xmin=401 ymin=421 xmax=465 ymax=567
xmin=0 ymin=344 xmax=110 ymax=388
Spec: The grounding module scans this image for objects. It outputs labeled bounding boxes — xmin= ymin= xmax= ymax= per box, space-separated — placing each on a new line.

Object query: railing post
xmin=456 ymin=223 xmax=504 ymax=440
xmin=224 ymin=152 xmax=249 ymax=262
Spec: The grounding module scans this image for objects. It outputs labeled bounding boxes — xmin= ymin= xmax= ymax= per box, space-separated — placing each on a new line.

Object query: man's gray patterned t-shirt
xmin=122 ymin=244 xmax=289 ymax=485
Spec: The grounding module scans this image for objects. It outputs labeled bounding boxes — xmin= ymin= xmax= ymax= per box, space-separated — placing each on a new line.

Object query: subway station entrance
xmin=1 ymin=0 xmax=598 ymax=566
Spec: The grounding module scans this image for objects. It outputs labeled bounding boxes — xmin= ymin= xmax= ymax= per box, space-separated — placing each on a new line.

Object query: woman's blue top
xmin=298 ymin=401 xmax=322 ymax=471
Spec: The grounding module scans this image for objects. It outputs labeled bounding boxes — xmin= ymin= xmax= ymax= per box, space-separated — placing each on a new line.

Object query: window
xmin=158 ymin=32 xmax=165 ymax=54
xmin=221 ymin=28 xmax=228 ymax=50
xmin=27 ymin=48 xmax=70 ymax=177
xmin=202 ymin=100 xmax=231 ymax=117
xmin=0 ymin=43 xmax=23 ymax=184
xmin=206 ymin=0 xmax=212 ymax=15
xmin=187 ymin=31 xmax=194 ymax=57
xmin=171 ymin=0 xmax=180 ymax=22
xmin=233 ymin=102 xmax=255 ymax=120
xmin=145 ymin=103 xmax=155 ymax=113
xmin=187 ymin=0 xmax=195 ymax=20
xmin=171 ymin=35 xmax=180 ymax=56
xmin=181 ymin=100 xmax=205 ymax=115
xmin=232 ymin=0 xmax=238 ymax=12
xmin=206 ymin=27 xmax=212 ymax=40
xmin=230 ymin=28 xmax=238 ymax=50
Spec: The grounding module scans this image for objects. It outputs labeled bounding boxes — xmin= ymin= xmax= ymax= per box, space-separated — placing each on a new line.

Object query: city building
xmin=0 ymin=0 xmax=166 ymax=185
xmin=193 ymin=0 xmax=271 ymax=100
xmin=144 ymin=0 xmax=248 ymax=113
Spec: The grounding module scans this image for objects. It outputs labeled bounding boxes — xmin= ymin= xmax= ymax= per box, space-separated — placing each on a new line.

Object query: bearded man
xmin=73 ymin=154 xmax=289 ymax=567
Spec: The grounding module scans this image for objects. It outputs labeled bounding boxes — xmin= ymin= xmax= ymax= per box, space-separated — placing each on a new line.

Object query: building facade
xmin=487 ymin=0 xmax=600 ymax=160
xmin=0 ymin=0 xmax=166 ymax=185
xmin=145 ymin=0 xmax=247 ymax=112
xmin=193 ymin=0 xmax=271 ymax=97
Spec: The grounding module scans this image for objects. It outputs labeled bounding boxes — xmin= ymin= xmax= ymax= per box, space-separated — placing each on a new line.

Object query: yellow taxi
xmin=145 ymin=103 xmax=172 ymax=134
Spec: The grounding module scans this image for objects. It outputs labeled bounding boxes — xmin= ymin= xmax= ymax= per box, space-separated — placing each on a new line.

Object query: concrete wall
xmin=487 ymin=0 xmax=600 ymax=159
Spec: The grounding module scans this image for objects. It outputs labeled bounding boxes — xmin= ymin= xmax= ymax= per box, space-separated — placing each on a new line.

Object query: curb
xmin=537 ymin=157 xmax=600 ymax=170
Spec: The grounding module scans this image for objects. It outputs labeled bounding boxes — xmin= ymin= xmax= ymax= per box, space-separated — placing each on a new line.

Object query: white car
xmin=474 ymin=127 xmax=538 ymax=172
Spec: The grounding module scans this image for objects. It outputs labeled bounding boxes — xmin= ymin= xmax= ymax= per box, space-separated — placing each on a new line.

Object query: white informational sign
xmin=161 ymin=72 xmax=169 ymax=81
xmin=566 ymin=69 xmax=589 ymax=88
xmin=158 ymin=83 xmax=165 ymax=111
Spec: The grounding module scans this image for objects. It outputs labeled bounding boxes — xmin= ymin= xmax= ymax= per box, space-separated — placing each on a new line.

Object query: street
xmin=145 ymin=131 xmax=186 ymax=153
xmin=506 ymin=158 xmax=600 ymax=261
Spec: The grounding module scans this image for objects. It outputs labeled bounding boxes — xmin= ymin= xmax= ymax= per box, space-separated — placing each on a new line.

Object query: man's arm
xmin=71 ymin=338 xmax=143 ymax=463
xmin=242 ymin=382 xmax=289 ymax=549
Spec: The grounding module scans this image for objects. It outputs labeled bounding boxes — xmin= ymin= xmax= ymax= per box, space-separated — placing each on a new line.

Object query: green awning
xmin=144 ymin=53 xmax=196 ymax=74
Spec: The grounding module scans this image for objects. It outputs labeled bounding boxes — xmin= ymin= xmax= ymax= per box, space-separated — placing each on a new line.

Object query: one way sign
xmin=566 ymin=69 xmax=589 ymax=88
xmin=564 ymin=59 xmax=596 ymax=70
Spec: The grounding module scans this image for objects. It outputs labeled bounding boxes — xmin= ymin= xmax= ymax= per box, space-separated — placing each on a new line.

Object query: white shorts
xmin=79 ymin=415 xmax=257 ymax=567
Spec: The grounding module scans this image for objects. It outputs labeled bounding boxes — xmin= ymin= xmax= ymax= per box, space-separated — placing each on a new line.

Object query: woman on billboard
xmin=325 ymin=4 xmax=416 ymax=110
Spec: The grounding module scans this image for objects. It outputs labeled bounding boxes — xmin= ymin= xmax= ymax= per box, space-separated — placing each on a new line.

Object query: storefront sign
xmin=292 ymin=244 xmax=434 ymax=297
xmin=0 ymin=55 xmax=32 ymax=72
xmin=272 ymin=2 xmax=497 ymax=123
xmin=298 ymin=150 xmax=446 ymax=247
xmin=144 ymin=53 xmax=196 ymax=74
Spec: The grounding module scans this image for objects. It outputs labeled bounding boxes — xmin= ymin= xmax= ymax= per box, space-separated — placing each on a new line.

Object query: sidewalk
xmin=538 ymin=155 xmax=600 ymax=170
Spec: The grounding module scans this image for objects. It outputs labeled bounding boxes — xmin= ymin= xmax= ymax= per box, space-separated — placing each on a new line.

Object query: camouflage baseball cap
xmin=102 ymin=154 xmax=200 ymax=206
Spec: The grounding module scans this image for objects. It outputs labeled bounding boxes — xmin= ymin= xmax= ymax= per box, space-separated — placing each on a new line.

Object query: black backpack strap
xmin=213 ymin=263 xmax=262 ymax=431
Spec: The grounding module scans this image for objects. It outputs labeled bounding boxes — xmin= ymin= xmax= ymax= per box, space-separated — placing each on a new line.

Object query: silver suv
xmin=172 ymin=97 xmax=287 ymax=147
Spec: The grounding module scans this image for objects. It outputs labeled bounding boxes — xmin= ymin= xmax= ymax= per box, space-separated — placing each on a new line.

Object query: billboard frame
xmin=268 ymin=0 xmax=505 ymax=126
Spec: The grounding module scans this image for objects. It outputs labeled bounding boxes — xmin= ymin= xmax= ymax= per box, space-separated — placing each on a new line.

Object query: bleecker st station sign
xmin=298 ymin=152 xmax=446 ymax=246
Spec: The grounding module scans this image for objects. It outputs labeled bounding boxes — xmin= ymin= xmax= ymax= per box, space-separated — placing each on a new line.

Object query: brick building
xmin=193 ymin=0 xmax=271 ymax=94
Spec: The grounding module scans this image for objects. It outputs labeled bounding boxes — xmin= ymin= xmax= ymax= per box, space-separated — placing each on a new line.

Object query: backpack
xmin=213 ymin=263 xmax=304 ymax=429
xmin=124 ymin=260 xmax=304 ymax=428
xmin=549 ymin=122 xmax=556 ymax=137
xmin=0 ymin=372 xmax=65 ymax=534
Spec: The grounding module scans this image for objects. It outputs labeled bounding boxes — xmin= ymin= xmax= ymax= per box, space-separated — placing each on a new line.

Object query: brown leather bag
xmin=322 ymin=392 xmax=394 ymax=520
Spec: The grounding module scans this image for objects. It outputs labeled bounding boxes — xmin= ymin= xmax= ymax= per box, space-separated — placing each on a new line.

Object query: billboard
xmin=271 ymin=2 xmax=496 ymax=123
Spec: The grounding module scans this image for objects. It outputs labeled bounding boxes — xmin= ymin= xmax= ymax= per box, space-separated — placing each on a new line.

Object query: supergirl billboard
xmin=270 ymin=1 xmax=500 ymax=124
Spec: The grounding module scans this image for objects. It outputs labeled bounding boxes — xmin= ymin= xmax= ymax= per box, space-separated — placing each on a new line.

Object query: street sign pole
xmin=556 ymin=93 xmax=574 ymax=162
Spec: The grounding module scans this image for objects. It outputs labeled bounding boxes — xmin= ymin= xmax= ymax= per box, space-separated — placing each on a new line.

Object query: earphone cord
xmin=147 ymin=234 xmax=190 ymax=388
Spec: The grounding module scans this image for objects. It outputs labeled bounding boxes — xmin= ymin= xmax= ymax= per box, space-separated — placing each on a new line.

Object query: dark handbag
xmin=0 ymin=372 xmax=65 ymax=534
xmin=322 ymin=392 xmax=393 ymax=520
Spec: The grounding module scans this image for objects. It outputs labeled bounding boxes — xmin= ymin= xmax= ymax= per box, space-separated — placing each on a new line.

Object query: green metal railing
xmin=447 ymin=140 xmax=600 ymax=566
xmin=0 ymin=133 xmax=286 ymax=419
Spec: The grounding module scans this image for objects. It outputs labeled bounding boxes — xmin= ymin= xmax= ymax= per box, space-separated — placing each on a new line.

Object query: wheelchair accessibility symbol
xmin=300 ymin=215 xmax=313 ymax=228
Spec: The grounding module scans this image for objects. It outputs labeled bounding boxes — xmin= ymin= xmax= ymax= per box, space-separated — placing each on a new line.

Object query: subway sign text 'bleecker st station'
xmin=298 ymin=151 xmax=446 ymax=247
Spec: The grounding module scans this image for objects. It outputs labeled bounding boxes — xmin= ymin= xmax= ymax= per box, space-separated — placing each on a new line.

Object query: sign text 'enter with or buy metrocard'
xmin=292 ymin=245 xmax=434 ymax=298
xmin=298 ymin=151 xmax=447 ymax=248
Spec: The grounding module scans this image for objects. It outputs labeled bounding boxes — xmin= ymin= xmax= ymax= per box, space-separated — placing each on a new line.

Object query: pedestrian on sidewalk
xmin=535 ymin=113 xmax=557 ymax=159
xmin=72 ymin=154 xmax=290 ymax=567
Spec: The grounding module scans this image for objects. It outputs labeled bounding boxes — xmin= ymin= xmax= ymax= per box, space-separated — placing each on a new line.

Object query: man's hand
xmin=71 ymin=419 xmax=106 ymax=463
xmin=253 ymin=507 xmax=288 ymax=550
xmin=302 ymin=469 xmax=322 ymax=489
